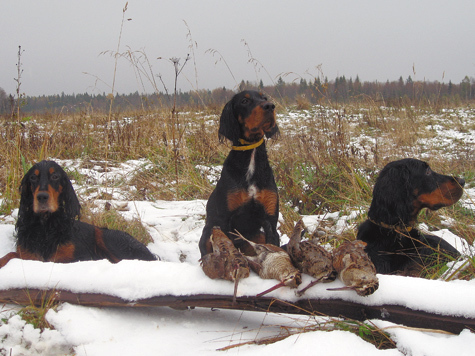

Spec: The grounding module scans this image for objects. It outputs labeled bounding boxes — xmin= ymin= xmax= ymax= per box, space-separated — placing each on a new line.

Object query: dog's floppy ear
xmin=218 ymin=100 xmax=240 ymax=144
xmin=265 ymin=124 xmax=280 ymax=140
xmin=368 ymin=164 xmax=413 ymax=225
xmin=18 ymin=166 xmax=35 ymax=215
xmin=59 ymin=169 xmax=81 ymax=220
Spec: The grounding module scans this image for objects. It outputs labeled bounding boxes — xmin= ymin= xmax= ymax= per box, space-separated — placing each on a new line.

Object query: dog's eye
xmin=241 ymin=98 xmax=249 ymax=105
xmin=51 ymin=172 xmax=60 ymax=181
xmin=425 ymin=168 xmax=432 ymax=176
xmin=29 ymin=175 xmax=38 ymax=183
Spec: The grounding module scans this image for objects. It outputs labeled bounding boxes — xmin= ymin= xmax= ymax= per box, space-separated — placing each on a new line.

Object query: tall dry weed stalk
xmin=14 ymin=46 xmax=24 ymax=124
xmin=100 ymin=14 xmax=197 ymax=196
xmin=104 ymin=1 xmax=130 ymax=176
xmin=1 ymin=46 xmax=30 ymax=212
xmin=169 ymin=55 xmax=190 ymax=188
xmin=108 ymin=2 xmax=129 ymax=121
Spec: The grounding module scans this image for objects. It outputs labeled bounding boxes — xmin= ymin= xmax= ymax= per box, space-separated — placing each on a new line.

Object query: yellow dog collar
xmin=232 ymin=138 xmax=264 ymax=151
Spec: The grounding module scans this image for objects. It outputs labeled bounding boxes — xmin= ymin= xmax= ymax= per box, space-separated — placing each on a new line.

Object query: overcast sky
xmin=1 ymin=0 xmax=474 ymax=96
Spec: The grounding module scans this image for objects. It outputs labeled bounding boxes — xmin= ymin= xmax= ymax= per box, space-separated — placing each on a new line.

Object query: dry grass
xmin=1 ymin=100 xmax=474 ymax=217
xmin=218 ymin=316 xmax=396 ymax=351
xmin=18 ymin=290 xmax=59 ymax=332
xmin=1 ymin=99 xmax=474 ymax=285
xmin=2 ymin=100 xmax=474 ymax=281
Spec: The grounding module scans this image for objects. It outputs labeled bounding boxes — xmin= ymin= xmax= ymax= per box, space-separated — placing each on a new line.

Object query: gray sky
xmin=1 ymin=0 xmax=474 ymax=96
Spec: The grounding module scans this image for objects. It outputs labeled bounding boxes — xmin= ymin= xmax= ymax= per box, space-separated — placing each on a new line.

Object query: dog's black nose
xmin=263 ymin=103 xmax=275 ymax=111
xmin=457 ymin=177 xmax=465 ymax=187
xmin=36 ymin=191 xmax=50 ymax=204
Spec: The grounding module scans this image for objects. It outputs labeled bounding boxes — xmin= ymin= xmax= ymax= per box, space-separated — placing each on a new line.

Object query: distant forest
xmin=1 ymin=75 xmax=474 ymax=115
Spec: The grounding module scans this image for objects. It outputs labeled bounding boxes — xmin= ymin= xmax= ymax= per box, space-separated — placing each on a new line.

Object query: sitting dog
xmin=199 ymin=90 xmax=280 ymax=257
xmin=0 ymin=160 xmax=157 ymax=268
xmin=357 ymin=158 xmax=464 ymax=275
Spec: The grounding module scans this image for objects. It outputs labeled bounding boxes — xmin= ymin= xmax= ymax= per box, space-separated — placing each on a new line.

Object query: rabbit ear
xmin=218 ymin=101 xmax=240 ymax=144
xmin=368 ymin=164 xmax=413 ymax=225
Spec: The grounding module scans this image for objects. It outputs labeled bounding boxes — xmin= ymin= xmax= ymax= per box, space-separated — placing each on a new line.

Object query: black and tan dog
xmin=357 ymin=158 xmax=464 ymax=275
xmin=0 ymin=160 xmax=156 ymax=268
xmin=199 ymin=90 xmax=280 ymax=257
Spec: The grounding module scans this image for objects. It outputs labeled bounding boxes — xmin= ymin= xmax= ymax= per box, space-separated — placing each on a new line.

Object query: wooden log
xmin=0 ymin=288 xmax=473 ymax=334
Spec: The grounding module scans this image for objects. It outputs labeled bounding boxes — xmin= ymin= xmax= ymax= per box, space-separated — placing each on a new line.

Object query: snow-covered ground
xmin=1 ymin=188 xmax=475 ymax=355
xmin=1 ymin=106 xmax=475 ymax=355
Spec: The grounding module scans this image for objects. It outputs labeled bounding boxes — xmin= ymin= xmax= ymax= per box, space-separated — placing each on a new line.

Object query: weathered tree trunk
xmin=0 ymin=288 xmax=472 ymax=334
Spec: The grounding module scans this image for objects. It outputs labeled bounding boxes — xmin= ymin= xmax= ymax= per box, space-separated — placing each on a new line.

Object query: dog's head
xmin=19 ymin=160 xmax=80 ymax=220
xmin=368 ymin=158 xmax=465 ymax=225
xmin=218 ymin=90 xmax=279 ymax=144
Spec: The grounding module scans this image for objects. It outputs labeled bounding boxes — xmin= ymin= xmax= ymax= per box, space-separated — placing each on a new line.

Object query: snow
xmin=1 ymin=197 xmax=475 ymax=355
xmin=1 ymin=106 xmax=475 ymax=355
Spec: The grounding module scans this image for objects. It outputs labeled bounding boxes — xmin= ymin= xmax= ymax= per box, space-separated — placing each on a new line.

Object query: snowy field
xmin=1 ymin=107 xmax=475 ymax=355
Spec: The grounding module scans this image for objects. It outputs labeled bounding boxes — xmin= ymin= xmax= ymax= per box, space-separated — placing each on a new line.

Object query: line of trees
xmin=1 ymin=75 xmax=474 ymax=115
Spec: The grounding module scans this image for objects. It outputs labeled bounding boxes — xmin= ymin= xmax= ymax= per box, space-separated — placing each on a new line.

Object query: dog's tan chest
xmin=226 ymin=187 xmax=278 ymax=216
